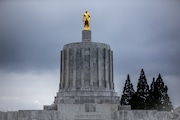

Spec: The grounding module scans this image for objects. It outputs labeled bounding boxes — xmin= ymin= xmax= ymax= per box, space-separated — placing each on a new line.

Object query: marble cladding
xmin=53 ymin=41 xmax=120 ymax=105
xmin=82 ymin=30 xmax=91 ymax=42
xmin=1 ymin=105 xmax=178 ymax=120
xmin=59 ymin=42 xmax=115 ymax=92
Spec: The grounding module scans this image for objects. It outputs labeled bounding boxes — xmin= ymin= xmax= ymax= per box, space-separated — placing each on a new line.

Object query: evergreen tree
xmin=121 ymin=69 xmax=173 ymax=111
xmin=136 ymin=69 xmax=149 ymax=109
xmin=150 ymin=77 xmax=156 ymax=93
xmin=120 ymin=74 xmax=135 ymax=105
xmin=163 ymin=92 xmax=173 ymax=111
xmin=154 ymin=74 xmax=173 ymax=111
xmin=130 ymin=92 xmax=144 ymax=109
xmin=146 ymin=77 xmax=156 ymax=109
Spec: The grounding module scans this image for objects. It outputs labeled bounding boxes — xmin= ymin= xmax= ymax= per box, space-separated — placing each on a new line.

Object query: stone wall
xmin=0 ymin=110 xmax=60 ymax=120
xmin=1 ymin=105 xmax=180 ymax=120
xmin=116 ymin=110 xmax=158 ymax=120
xmin=57 ymin=103 xmax=118 ymax=120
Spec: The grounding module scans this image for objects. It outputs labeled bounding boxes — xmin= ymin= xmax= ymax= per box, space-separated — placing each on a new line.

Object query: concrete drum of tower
xmin=47 ymin=30 xmax=120 ymax=109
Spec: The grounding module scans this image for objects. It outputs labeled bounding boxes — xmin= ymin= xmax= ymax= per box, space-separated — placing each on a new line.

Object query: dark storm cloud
xmin=0 ymin=1 xmax=71 ymax=72
xmin=0 ymin=1 xmax=100 ymax=72
xmin=1 ymin=1 xmax=180 ymax=75
xmin=111 ymin=1 xmax=180 ymax=77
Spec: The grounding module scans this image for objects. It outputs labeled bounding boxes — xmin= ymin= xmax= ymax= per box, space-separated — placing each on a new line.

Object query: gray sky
xmin=0 ymin=0 xmax=180 ymax=111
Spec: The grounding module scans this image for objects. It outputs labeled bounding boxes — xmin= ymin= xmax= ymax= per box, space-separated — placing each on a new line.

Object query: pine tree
xmin=163 ymin=92 xmax=173 ymax=111
xmin=136 ymin=69 xmax=149 ymax=109
xmin=121 ymin=69 xmax=173 ymax=111
xmin=155 ymin=74 xmax=173 ymax=111
xmin=146 ymin=77 xmax=156 ymax=109
xmin=120 ymin=74 xmax=135 ymax=105
xmin=130 ymin=92 xmax=144 ymax=109
xmin=150 ymin=77 xmax=156 ymax=93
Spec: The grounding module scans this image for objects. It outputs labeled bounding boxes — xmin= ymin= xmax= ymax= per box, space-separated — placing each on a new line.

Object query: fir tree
xmin=146 ymin=77 xmax=156 ymax=109
xmin=120 ymin=74 xmax=135 ymax=105
xmin=136 ymin=69 xmax=149 ymax=109
xmin=154 ymin=74 xmax=173 ymax=111
xmin=150 ymin=77 xmax=156 ymax=93
xmin=130 ymin=92 xmax=144 ymax=109
xmin=121 ymin=69 xmax=173 ymax=111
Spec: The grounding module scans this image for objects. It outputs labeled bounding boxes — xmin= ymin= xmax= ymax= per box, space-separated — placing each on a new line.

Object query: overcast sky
xmin=0 ymin=0 xmax=180 ymax=111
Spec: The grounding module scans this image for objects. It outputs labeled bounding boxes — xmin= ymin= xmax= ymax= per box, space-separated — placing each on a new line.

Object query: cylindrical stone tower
xmin=59 ymin=30 xmax=114 ymax=91
xmin=53 ymin=30 xmax=119 ymax=105
xmin=43 ymin=11 xmax=119 ymax=111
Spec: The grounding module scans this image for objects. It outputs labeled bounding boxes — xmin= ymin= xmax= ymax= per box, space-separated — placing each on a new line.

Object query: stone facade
xmin=54 ymin=41 xmax=119 ymax=105
xmin=1 ymin=106 xmax=180 ymax=120
xmin=82 ymin=30 xmax=91 ymax=42
xmin=59 ymin=42 xmax=114 ymax=91
xmin=43 ymin=30 xmax=119 ymax=109
xmin=0 ymin=30 xmax=179 ymax=120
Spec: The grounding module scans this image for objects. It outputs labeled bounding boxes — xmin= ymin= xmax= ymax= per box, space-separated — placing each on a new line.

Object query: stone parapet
xmin=55 ymin=96 xmax=120 ymax=104
xmin=60 ymin=96 xmax=119 ymax=104
xmin=57 ymin=90 xmax=117 ymax=97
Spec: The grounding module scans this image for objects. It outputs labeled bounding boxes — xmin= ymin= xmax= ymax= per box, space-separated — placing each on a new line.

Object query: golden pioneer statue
xmin=83 ymin=11 xmax=90 ymax=30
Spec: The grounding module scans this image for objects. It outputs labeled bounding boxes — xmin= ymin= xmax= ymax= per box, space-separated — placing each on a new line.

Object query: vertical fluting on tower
xmin=59 ymin=42 xmax=114 ymax=92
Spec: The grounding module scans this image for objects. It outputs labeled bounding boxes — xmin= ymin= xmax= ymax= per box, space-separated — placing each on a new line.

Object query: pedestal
xmin=82 ymin=30 xmax=91 ymax=42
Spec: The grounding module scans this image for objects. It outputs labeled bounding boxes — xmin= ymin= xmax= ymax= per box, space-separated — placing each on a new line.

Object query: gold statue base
xmin=82 ymin=30 xmax=91 ymax=42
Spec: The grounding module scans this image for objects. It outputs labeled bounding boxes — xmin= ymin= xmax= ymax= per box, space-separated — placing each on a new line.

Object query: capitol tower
xmin=44 ymin=10 xmax=120 ymax=119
